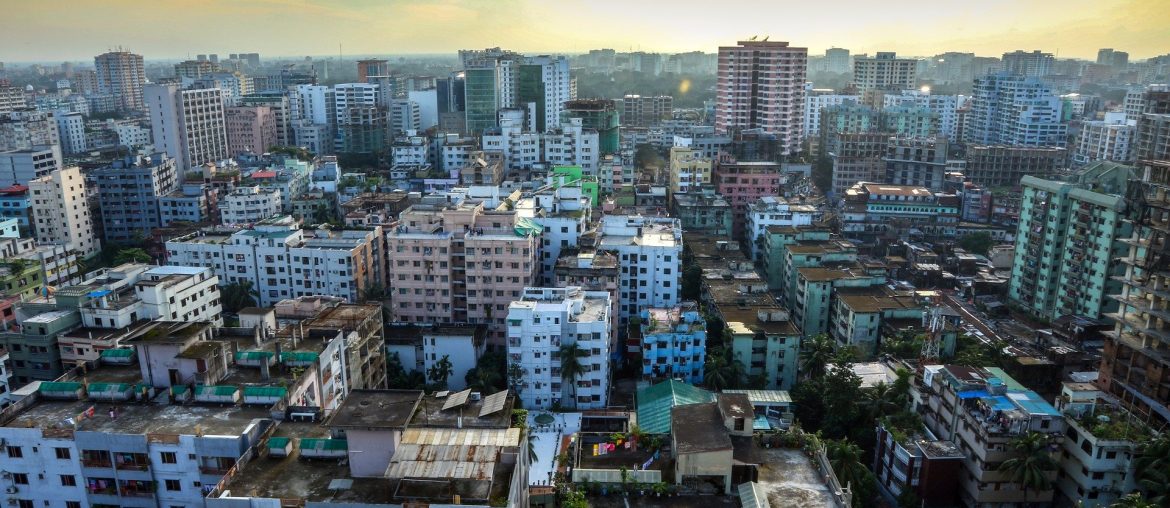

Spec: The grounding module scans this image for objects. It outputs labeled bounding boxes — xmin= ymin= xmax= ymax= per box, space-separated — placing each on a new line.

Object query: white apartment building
xmin=853 ymin=52 xmax=918 ymax=93
xmin=596 ymin=215 xmax=682 ymax=326
xmin=515 ymin=185 xmax=592 ymax=284
xmin=107 ymin=119 xmax=152 ymax=150
xmin=506 ymin=286 xmax=612 ymax=410
xmin=391 ymin=132 xmax=431 ymax=166
xmin=81 ymin=265 xmax=222 ymax=332
xmin=165 ymin=216 xmax=384 ymax=306
xmin=145 ymin=83 xmax=229 ymax=171
xmin=524 ymin=56 xmax=574 ymax=133
xmin=745 ymin=196 xmax=819 ymax=261
xmin=293 ymin=84 xmax=332 ymax=126
xmin=804 ymin=87 xmax=861 ymax=138
xmin=883 ymin=90 xmax=967 ymax=140
xmin=55 ymin=111 xmax=86 ymax=154
xmin=544 ymin=118 xmax=599 ymax=175
xmin=390 ymin=99 xmax=421 ymax=135
xmin=1074 ymin=111 xmax=1136 ymax=166
xmin=0 ymin=147 xmax=62 ymax=187
xmin=482 ymin=111 xmax=541 ymax=169
xmin=219 ymin=185 xmax=282 ymax=224
xmin=29 ymin=166 xmax=100 ymax=258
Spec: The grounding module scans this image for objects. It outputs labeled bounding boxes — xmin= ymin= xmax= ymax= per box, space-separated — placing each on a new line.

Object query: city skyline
xmin=2 ymin=0 xmax=1169 ymax=63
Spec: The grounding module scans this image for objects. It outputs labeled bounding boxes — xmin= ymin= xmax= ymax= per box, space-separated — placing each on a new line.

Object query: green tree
xmin=813 ymin=150 xmax=833 ymax=195
xmin=703 ymin=350 xmax=745 ymax=391
xmin=113 ymin=247 xmax=151 ymax=265
xmin=800 ymin=334 xmax=836 ymax=380
xmin=1110 ymin=492 xmax=1158 ymax=508
xmin=526 ymin=429 xmax=539 ymax=464
xmin=826 ymin=439 xmax=878 ymax=508
xmin=958 ymin=232 xmax=994 ymax=256
xmin=1135 ymin=433 xmax=1170 ymax=505
xmin=221 ymin=280 xmax=259 ymax=313
xmin=465 ymin=351 xmax=507 ymax=393
xmin=560 ymin=487 xmax=590 ymax=508
xmin=427 ymin=355 xmax=454 ymax=390
xmin=997 ymin=432 xmax=1057 ymax=505
xmin=386 ymin=352 xmax=427 ymax=389
xmin=361 ymin=282 xmax=387 ymax=302
xmin=558 ymin=343 xmax=587 ymax=409
xmin=820 ymin=357 xmax=864 ymax=439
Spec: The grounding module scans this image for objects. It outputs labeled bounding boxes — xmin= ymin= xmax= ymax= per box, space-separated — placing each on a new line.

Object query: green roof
xmin=300 ymin=438 xmax=348 ymax=451
xmin=196 ymin=385 xmax=239 ymax=396
xmin=171 ymin=385 xmax=190 ymax=395
xmin=235 ymin=351 xmax=274 ymax=361
xmin=635 ymin=380 xmax=715 ymax=434
xmin=268 ymin=437 xmax=291 ymax=449
xmin=281 ymin=351 xmax=319 ymax=363
xmin=87 ymin=383 xmax=132 ymax=393
xmin=39 ymin=382 xmax=84 ymax=393
xmin=100 ymin=348 xmax=135 ymax=358
xmin=514 ymin=217 xmax=543 ymax=237
xmin=242 ymin=386 xmax=288 ymax=398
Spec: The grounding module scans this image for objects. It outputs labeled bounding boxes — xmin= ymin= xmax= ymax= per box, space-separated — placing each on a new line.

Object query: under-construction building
xmin=1099 ymin=90 xmax=1170 ymax=425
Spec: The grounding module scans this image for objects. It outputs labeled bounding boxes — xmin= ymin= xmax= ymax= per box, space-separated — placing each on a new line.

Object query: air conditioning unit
xmin=5 ymin=486 xmax=18 ymax=494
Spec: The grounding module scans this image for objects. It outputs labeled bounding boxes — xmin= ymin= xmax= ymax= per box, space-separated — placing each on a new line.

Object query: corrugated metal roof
xmin=738 ymin=482 xmax=768 ymax=508
xmin=386 ymin=428 xmax=520 ymax=480
xmin=87 ymin=383 xmax=132 ymax=393
xmin=99 ymin=348 xmax=135 ymax=358
xmin=636 ymin=380 xmax=714 ymax=434
xmin=196 ymin=385 xmax=239 ymax=396
xmin=723 ymin=389 xmax=793 ymax=405
xmin=243 ymin=386 xmax=288 ymax=398
xmin=39 ymin=382 xmax=83 ymax=393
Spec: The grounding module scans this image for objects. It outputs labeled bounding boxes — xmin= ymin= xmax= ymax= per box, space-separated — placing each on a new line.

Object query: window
xmin=60 ymin=475 xmax=77 ymax=486
xmin=55 ymin=447 xmax=71 ymax=459
xmin=13 ymin=473 xmax=28 ymax=485
xmin=160 ymin=451 xmax=177 ymax=464
xmin=66 ymin=502 xmax=81 ymax=508
xmin=6 ymin=445 xmax=22 ymax=457
xmin=165 ymin=479 xmax=182 ymax=491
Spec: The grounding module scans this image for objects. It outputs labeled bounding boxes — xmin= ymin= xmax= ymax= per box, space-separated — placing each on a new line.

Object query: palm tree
xmin=1110 ymin=492 xmax=1157 ymax=508
xmin=1135 ymin=433 xmax=1170 ymax=505
xmin=113 ymin=247 xmax=152 ymax=265
xmin=997 ymin=432 xmax=1057 ymax=505
xmin=221 ymin=280 xmax=260 ymax=313
xmin=558 ymin=343 xmax=587 ymax=409
xmin=862 ymin=382 xmax=902 ymax=421
xmin=826 ymin=438 xmax=871 ymax=507
xmin=800 ymin=334 xmax=835 ymax=380
xmin=527 ymin=429 xmax=539 ymax=464
xmin=703 ymin=351 xmax=744 ymax=391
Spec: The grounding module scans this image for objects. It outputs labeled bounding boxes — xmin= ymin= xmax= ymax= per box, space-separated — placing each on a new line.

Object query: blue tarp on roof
xmin=986 ymin=395 xmax=1015 ymax=412
xmin=957 ymin=389 xmax=989 ymax=399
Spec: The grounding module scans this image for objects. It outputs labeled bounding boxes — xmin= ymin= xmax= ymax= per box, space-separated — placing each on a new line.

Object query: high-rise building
xmin=824 ymin=47 xmax=851 ymax=74
xmin=883 ymin=137 xmax=948 ymax=190
xmin=963 ymin=145 xmax=1067 ymax=187
xmin=668 ymin=145 xmax=713 ymax=195
xmin=93 ymin=153 xmax=179 ymax=242
xmin=1000 ymin=49 xmax=1054 ymax=78
xmin=55 ymin=111 xmax=86 ymax=155
xmin=174 ymin=59 xmax=219 ymax=79
xmin=1008 ymin=161 xmax=1134 ymax=322
xmin=0 ymin=83 xmax=26 ymax=113
xmin=506 ymin=286 xmax=612 ymax=410
xmin=715 ymin=40 xmax=807 ymax=155
xmin=94 ymin=50 xmax=146 ymax=111
xmin=883 ymin=89 xmax=967 ymax=140
xmin=225 ymin=105 xmax=278 ymax=156
xmin=622 ymin=94 xmax=671 ymax=128
xmin=964 ymin=73 xmax=1067 ymax=147
xmin=596 ymin=215 xmax=682 ymax=326
xmin=1096 ymin=48 xmax=1129 ymax=69
xmin=0 ymin=147 xmax=61 ymax=187
xmin=852 ymin=52 xmax=918 ymax=93
xmin=803 ymin=88 xmax=860 ymax=138
xmin=356 ymin=58 xmax=390 ymax=83
xmin=145 ymin=83 xmax=230 ymax=171
xmin=543 ymin=117 xmax=600 ymax=174
xmin=28 ymin=166 xmax=100 ymax=258
xmin=461 ymin=51 xmax=572 ymax=135
xmin=1074 ymin=111 xmax=1136 ymax=166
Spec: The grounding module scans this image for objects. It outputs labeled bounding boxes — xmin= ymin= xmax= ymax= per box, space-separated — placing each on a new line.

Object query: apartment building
xmin=219 ymin=186 xmax=281 ymax=224
xmin=635 ymin=302 xmax=706 ymax=385
xmin=1074 ymin=111 xmax=1136 ymax=166
xmin=1053 ymin=383 xmax=1146 ymax=507
xmin=92 ymin=153 xmax=179 ymax=242
xmin=94 ymin=50 xmax=146 ymax=111
xmin=883 ymin=137 xmax=949 ymax=190
xmin=672 ymin=191 xmax=733 ymax=237
xmin=828 ymin=132 xmax=890 ymax=198
xmin=872 ymin=419 xmax=964 ymax=506
xmin=481 ymin=110 xmax=541 ymax=170
xmin=1008 ymin=162 xmax=1133 ymax=322
xmin=803 ymin=88 xmax=860 ymax=139
xmin=56 ymin=111 xmax=86 ymax=155
xmin=622 ymin=94 xmax=672 ymax=128
xmin=745 ymin=196 xmax=819 ymax=261
xmin=596 ymin=215 xmax=682 ymax=327
xmin=385 ymin=200 xmax=538 ymax=345
xmin=29 ymin=166 xmax=100 ymax=258
xmin=544 ymin=117 xmax=600 ymax=175
xmin=0 ymin=110 xmax=61 ymax=154
xmin=840 ymin=182 xmax=960 ymax=250
xmin=919 ymin=365 xmax=1064 ymax=506
xmin=852 ymin=52 xmax=918 ymax=94
xmin=1001 ymin=49 xmax=1054 ymax=78
xmin=224 ymin=105 xmax=277 ymax=156
xmin=145 ymin=83 xmax=229 ymax=171
xmin=668 ymin=145 xmax=713 ymax=195
xmin=514 ymin=185 xmax=592 ymax=284
xmin=506 ymin=286 xmax=612 ymax=410
xmin=883 ymin=90 xmax=966 ymax=140
xmin=715 ymin=40 xmax=807 ymax=155
xmin=964 ymin=73 xmax=1067 ymax=147
xmin=713 ymin=154 xmax=791 ymax=240
xmin=165 ymin=216 xmax=384 ymax=306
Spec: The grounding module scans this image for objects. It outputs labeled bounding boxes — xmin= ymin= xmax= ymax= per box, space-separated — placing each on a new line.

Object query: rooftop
xmin=636 ymin=380 xmax=715 ymax=434
xmin=671 ymin=402 xmax=732 ymax=454
xmin=329 ymin=390 xmax=422 ymax=429
xmin=3 ymin=394 xmax=271 ymax=435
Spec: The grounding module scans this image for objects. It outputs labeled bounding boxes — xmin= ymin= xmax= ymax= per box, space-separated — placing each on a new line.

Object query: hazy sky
xmin=3 ymin=0 xmax=1169 ymax=62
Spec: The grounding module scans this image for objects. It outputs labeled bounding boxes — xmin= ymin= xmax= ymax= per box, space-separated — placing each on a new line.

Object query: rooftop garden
xmin=1077 ymin=405 xmax=1153 ymax=442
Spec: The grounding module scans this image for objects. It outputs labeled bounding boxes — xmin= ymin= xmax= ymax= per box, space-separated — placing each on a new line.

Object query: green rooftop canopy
xmin=635 ymin=380 xmax=715 ymax=434
xmin=300 ymin=438 xmax=348 ymax=451
xmin=268 ymin=437 xmax=291 ymax=449
xmin=281 ymin=351 xmax=319 ymax=363
xmin=196 ymin=385 xmax=239 ymax=396
xmin=235 ymin=351 xmax=274 ymax=361
xmin=39 ymin=382 xmax=84 ymax=393
xmin=100 ymin=348 xmax=135 ymax=358
xmin=514 ymin=217 xmax=543 ymax=237
xmin=87 ymin=383 xmax=132 ymax=393
xmin=243 ymin=386 xmax=288 ymax=398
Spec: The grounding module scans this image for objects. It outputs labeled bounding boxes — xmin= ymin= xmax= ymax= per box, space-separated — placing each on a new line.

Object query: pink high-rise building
xmin=387 ymin=201 xmax=539 ymax=346
xmin=225 ymin=106 xmax=278 ymax=157
xmin=715 ymin=40 xmax=808 ymax=155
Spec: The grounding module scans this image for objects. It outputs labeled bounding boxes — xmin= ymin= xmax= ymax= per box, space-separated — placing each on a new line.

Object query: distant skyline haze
xmin=2 ymin=0 xmax=1168 ymax=62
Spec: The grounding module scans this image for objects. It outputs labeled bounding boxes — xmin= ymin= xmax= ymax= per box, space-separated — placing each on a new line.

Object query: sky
xmin=2 ymin=0 xmax=1169 ymax=63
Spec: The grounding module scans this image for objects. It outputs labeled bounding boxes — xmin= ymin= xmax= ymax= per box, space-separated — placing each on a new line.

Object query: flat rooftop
xmin=329 ymin=390 xmax=422 ymax=429
xmin=4 ymin=396 xmax=271 ymax=435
